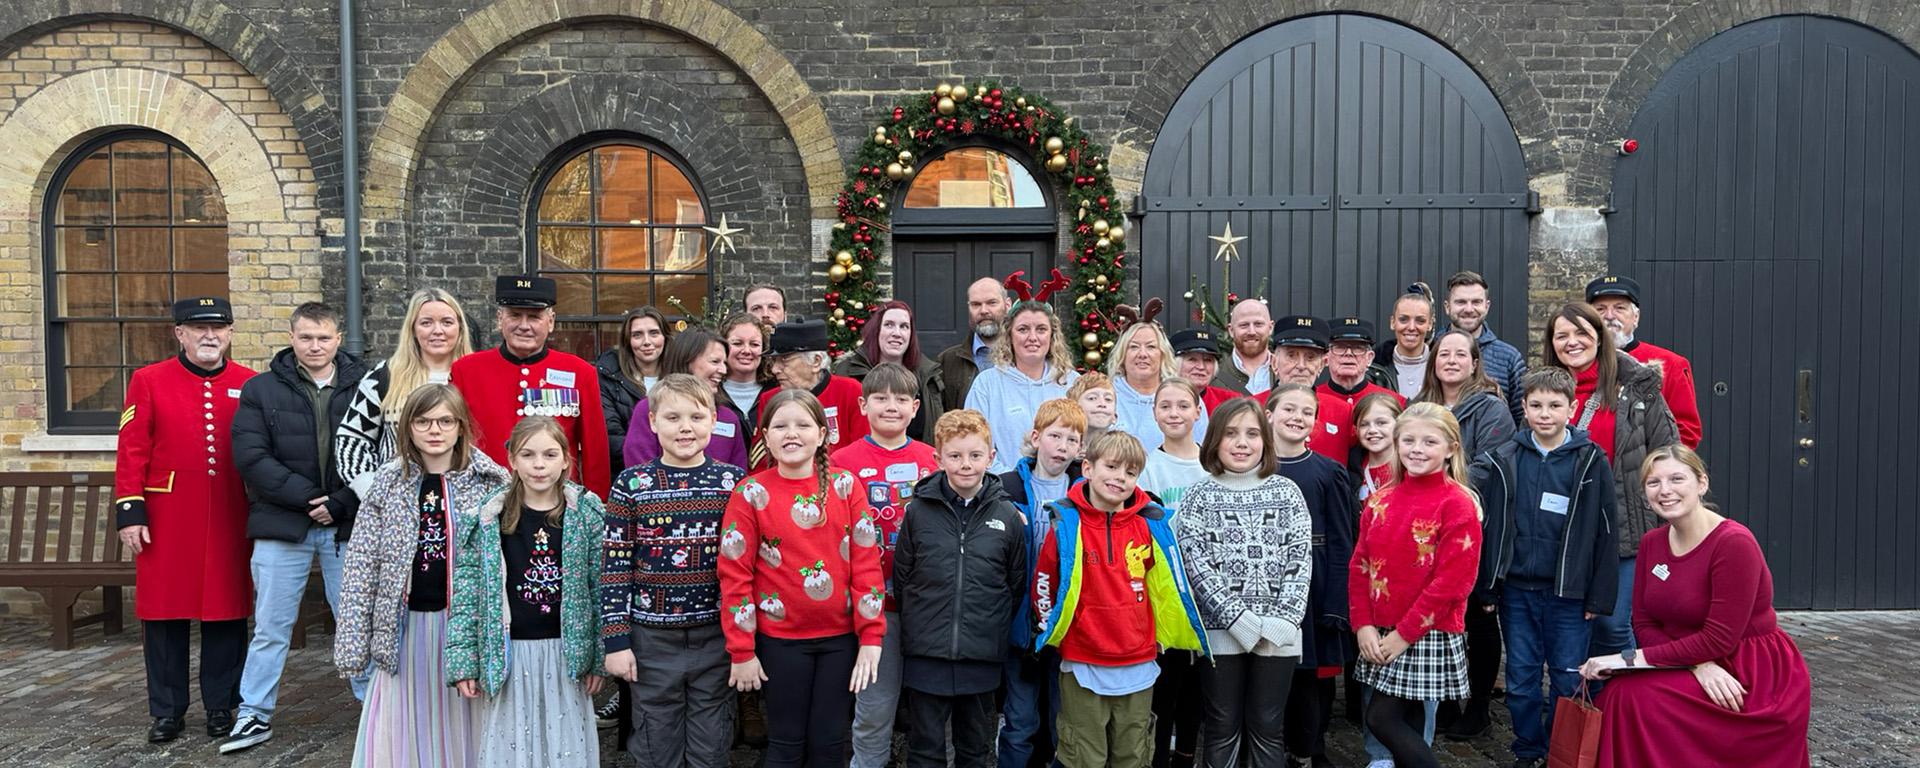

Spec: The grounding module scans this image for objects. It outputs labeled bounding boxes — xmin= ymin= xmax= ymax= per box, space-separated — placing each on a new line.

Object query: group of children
xmin=331 ymin=329 xmax=1623 ymax=768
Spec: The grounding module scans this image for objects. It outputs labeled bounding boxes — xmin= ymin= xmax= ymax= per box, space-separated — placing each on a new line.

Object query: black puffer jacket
xmin=893 ymin=471 xmax=1030 ymax=664
xmin=231 ymin=348 xmax=369 ymax=543
xmin=595 ymin=349 xmax=646 ymax=478
xmin=1603 ymin=352 xmax=1681 ymax=557
xmin=1452 ymin=390 xmax=1517 ymax=461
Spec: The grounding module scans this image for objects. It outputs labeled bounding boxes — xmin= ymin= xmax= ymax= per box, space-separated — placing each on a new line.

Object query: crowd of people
xmin=111 ymin=268 xmax=1810 ymax=768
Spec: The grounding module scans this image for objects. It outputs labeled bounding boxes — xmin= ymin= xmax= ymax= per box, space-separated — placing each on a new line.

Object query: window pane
xmin=596 ymin=145 xmax=650 ymax=224
xmin=64 ymin=322 xmax=120 ymax=365
xmin=56 ymin=148 xmax=111 ymax=225
xmin=657 ymin=274 xmax=709 ymax=319
xmin=904 ymin=147 xmax=1047 ymax=208
xmin=652 ymin=157 xmax=704 ymax=225
xmin=124 ymin=322 xmax=176 ymax=365
xmin=174 ymin=228 xmax=227 ymax=271
xmin=172 ymin=149 xmax=226 ymax=224
xmin=549 ymin=321 xmax=603 ymax=360
xmin=54 ymin=227 xmax=112 ymax=271
xmin=116 ymin=227 xmax=171 ymax=271
xmin=66 ymin=367 xmax=125 ymax=412
xmin=174 ymin=272 xmax=228 ymax=300
xmin=113 ymin=140 xmax=171 ymax=224
xmin=537 ymin=226 xmax=591 ymax=271
xmin=537 ymin=152 xmax=591 ymax=223
xmin=55 ymin=274 xmax=114 ymax=318
xmin=599 ymin=228 xmax=649 ymax=271
xmin=596 ymin=274 xmax=651 ymax=316
xmin=116 ymin=273 xmax=171 ymax=317
xmin=551 ymin=272 xmax=593 ymax=315
xmin=652 ymin=228 xmax=706 ymax=272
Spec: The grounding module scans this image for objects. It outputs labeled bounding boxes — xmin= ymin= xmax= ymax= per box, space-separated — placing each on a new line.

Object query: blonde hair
xmin=382 ymin=289 xmax=474 ymax=414
xmin=648 ymin=372 xmax=715 ymax=413
xmin=1066 ymin=371 xmax=1115 ymax=400
xmin=933 ymin=409 xmax=992 ymax=449
xmin=1391 ymin=402 xmax=1481 ymax=517
xmin=990 ymin=303 xmax=1076 ymax=385
xmin=393 ymin=384 xmax=475 ymax=477
xmin=1084 ymin=430 xmax=1149 ymax=474
xmin=500 ymin=416 xmax=572 ymax=534
xmin=1104 ymin=323 xmax=1176 ymax=383
xmin=1640 ymin=444 xmax=1710 ymax=486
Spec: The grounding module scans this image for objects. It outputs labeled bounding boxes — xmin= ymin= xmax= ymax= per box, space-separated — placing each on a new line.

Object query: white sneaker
xmin=1366 ymin=761 xmax=1396 ymax=768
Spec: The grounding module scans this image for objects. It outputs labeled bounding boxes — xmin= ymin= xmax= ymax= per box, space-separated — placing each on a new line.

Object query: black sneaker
xmin=595 ymin=689 xmax=622 ymax=729
xmin=218 ymin=717 xmax=272 ymax=754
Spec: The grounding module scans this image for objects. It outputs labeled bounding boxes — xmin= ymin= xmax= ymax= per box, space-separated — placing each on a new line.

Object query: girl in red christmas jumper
xmin=1347 ymin=402 xmax=1482 ymax=768
xmin=718 ymin=388 xmax=886 ymax=767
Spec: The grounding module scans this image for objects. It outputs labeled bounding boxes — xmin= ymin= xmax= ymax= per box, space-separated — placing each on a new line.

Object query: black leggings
xmin=1151 ymin=650 xmax=1202 ymax=767
xmin=1282 ymin=670 xmax=1336 ymax=759
xmin=1464 ymin=599 xmax=1503 ymax=702
xmin=758 ymin=633 xmax=857 ymax=768
xmin=1366 ymin=691 xmax=1440 ymax=768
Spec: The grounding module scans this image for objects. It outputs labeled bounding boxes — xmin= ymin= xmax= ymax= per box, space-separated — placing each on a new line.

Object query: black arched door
xmin=1609 ymin=16 xmax=1920 ymax=609
xmin=893 ymin=145 xmax=1055 ymax=354
xmin=1141 ymin=14 xmax=1531 ymax=342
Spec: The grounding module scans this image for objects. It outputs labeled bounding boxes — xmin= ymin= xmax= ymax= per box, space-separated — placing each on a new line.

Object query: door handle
xmin=1796 ymin=370 xmax=1813 ymax=424
xmin=1798 ymin=438 xmax=1814 ymax=449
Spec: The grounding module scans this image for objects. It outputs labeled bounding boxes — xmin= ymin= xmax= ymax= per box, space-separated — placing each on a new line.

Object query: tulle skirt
xmin=351 ymin=610 xmax=479 ymax=767
xmin=475 ymin=637 xmax=600 ymax=768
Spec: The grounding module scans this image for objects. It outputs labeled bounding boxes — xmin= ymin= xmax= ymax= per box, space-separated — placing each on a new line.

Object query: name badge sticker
xmin=544 ymin=369 xmax=576 ymax=388
xmin=712 ymin=421 xmax=737 ymax=439
xmin=884 ymin=462 xmax=919 ymax=483
xmin=227 ymin=388 xmax=242 ymax=398
xmin=1540 ymin=492 xmax=1570 ymax=515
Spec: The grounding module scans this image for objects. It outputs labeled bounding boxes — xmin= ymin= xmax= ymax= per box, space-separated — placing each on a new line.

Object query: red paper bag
xmin=1548 ymin=682 xmax=1602 ymax=768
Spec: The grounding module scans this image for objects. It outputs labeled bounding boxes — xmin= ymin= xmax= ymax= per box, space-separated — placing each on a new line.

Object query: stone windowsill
xmin=20 ymin=432 xmax=118 ymax=453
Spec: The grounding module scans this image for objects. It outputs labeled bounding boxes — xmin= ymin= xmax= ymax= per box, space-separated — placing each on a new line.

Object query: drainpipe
xmin=339 ymin=0 xmax=364 ymax=356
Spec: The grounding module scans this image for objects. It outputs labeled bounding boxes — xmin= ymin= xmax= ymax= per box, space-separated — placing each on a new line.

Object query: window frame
xmin=41 ymin=130 xmax=229 ymax=434
xmin=892 ymin=138 xmax=1057 ymax=235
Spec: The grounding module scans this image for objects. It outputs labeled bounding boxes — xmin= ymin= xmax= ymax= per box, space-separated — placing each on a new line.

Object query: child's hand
xmin=1355 ymin=625 xmax=1383 ymax=664
xmin=849 ymin=644 xmax=883 ymax=693
xmin=455 ymin=679 xmax=480 ymax=699
xmin=585 ymin=673 xmax=606 ymax=697
xmin=606 ymin=650 xmax=638 ymax=682
xmin=1376 ymin=630 xmax=1410 ymax=665
xmin=730 ymin=657 xmax=767 ymax=692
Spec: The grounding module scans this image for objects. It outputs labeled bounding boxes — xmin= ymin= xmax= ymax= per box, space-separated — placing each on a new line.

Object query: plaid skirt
xmin=1351 ymin=630 xmax=1468 ymax=700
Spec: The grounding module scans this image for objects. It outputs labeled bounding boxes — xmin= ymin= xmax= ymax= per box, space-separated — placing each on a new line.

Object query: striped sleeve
xmin=335 ymin=363 xmax=391 ymax=497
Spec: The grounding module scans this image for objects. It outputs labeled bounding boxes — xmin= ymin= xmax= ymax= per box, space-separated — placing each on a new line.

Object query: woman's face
xmin=876 ymin=308 xmax=912 ymax=361
xmin=1216 ymin=411 xmax=1266 ymax=475
xmin=511 ymin=430 xmax=569 ymax=495
xmin=1390 ymin=296 xmax=1433 ymax=351
xmin=764 ymin=401 xmax=826 ymax=468
xmin=725 ymin=323 xmax=763 ymax=378
xmin=413 ymin=301 xmax=461 ymax=360
xmin=1010 ymin=309 xmax=1053 ymax=367
xmin=409 ymin=404 xmax=460 ymax=458
xmin=630 ymin=316 xmax=666 ymax=365
xmin=689 ymin=341 xmax=727 ymax=389
xmin=1152 ymin=387 xmax=1200 ymax=440
xmin=1433 ymin=333 xmax=1476 ymax=387
xmin=1267 ymin=390 xmax=1317 ymax=445
xmin=1644 ymin=457 xmax=1709 ymax=521
xmin=1356 ymin=406 xmax=1399 ymax=456
xmin=1552 ymin=315 xmax=1599 ymax=371
xmin=1396 ymin=421 xmax=1453 ymax=477
xmin=1124 ymin=331 xmax=1162 ymax=383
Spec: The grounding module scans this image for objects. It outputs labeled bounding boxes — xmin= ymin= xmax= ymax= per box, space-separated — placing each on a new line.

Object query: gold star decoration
xmin=1208 ymin=221 xmax=1246 ymax=262
xmin=703 ymin=214 xmax=745 ymax=255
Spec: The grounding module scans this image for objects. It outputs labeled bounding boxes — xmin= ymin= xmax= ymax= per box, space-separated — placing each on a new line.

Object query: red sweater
xmin=450 ymin=346 xmax=610 ymax=498
xmin=830 ymin=436 xmax=938 ymax=611
xmin=752 ymin=375 xmax=870 ymax=470
xmin=1311 ymin=380 xmax=1404 ymax=462
xmin=1571 ymin=365 xmax=1620 ymax=459
xmin=1633 ymin=521 xmax=1781 ymax=667
xmin=1031 ymin=482 xmax=1162 ymax=667
xmin=1348 ymin=471 xmax=1481 ymax=643
xmin=717 ymin=467 xmax=886 ymax=661
xmin=1624 ymin=339 xmax=1701 ymax=449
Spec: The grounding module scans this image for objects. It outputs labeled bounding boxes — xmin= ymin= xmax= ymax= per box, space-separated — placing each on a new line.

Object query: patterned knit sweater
xmin=1175 ymin=471 xmax=1313 ymax=656
xmin=717 ymin=467 xmax=887 ymax=662
xmin=601 ymin=458 xmax=744 ymax=649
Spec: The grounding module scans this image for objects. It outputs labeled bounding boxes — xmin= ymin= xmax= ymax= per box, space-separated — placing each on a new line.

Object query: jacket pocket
xmin=1073 ymin=603 xmax=1155 ymax=660
xmin=143 ymin=471 xmax=175 ymax=494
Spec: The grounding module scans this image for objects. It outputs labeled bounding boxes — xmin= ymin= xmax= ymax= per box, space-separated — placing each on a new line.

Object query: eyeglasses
xmin=411 ymin=416 xmax=459 ymax=431
xmin=1329 ymin=346 xmax=1371 ymax=357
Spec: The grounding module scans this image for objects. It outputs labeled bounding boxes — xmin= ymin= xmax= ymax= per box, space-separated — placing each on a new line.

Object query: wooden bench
xmin=0 ymin=471 xmax=133 ymax=650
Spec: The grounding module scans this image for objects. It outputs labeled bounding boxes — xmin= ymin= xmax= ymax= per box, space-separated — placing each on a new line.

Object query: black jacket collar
xmin=499 ymin=345 xmax=550 ymax=366
xmin=176 ymin=352 xmax=226 ymax=378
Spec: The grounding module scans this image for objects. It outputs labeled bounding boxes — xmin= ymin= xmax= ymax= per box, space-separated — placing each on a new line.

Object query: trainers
xmin=595 ymin=689 xmax=622 ymax=729
xmin=1366 ymin=761 xmax=1396 ymax=768
xmin=218 ymin=717 xmax=272 ymax=754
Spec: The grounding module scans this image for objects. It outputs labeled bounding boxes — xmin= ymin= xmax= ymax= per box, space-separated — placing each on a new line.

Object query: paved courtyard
xmin=0 ymin=611 xmax=1910 ymax=766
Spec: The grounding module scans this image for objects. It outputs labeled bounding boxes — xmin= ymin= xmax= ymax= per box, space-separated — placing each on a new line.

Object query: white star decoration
xmin=1209 ymin=221 xmax=1246 ymax=262
xmin=703 ymin=214 xmax=745 ymax=255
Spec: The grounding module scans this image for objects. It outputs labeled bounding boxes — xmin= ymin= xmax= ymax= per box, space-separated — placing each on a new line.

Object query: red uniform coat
xmin=1623 ymin=339 xmax=1701 ymax=448
xmin=114 ymin=355 xmax=257 ymax=621
xmin=1310 ymin=380 xmax=1405 ymax=463
xmin=451 ymin=346 xmax=610 ymax=499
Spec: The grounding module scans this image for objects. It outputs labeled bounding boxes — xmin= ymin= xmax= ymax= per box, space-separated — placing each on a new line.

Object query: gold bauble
xmin=1094 ymin=274 xmax=1109 ymax=287
xmin=1092 ymin=219 xmax=1111 ymax=235
xmin=1044 ymin=137 xmax=1065 ymax=155
xmin=849 ymin=263 xmax=864 ymax=277
xmin=1045 ymin=154 xmax=1069 ymax=173
xmin=936 ymin=82 xmax=953 ymax=96
xmin=952 ymin=85 xmax=971 ymax=102
xmin=897 ymin=150 xmax=913 ymax=164
xmin=828 ymin=264 xmax=848 ymax=282
xmin=1102 ymin=339 xmax=1114 ymax=350
xmin=874 ymin=200 xmax=887 ymax=211
xmin=1109 ymin=226 xmax=1125 ymax=242
xmin=833 ymin=308 xmax=847 ymax=319
xmin=936 ymin=97 xmax=956 ymax=115
xmin=874 ymin=126 xmax=887 ymax=139
xmin=901 ymin=165 xmax=916 ymax=180
xmin=1083 ymin=350 xmax=1103 ymax=366
xmin=886 ymin=162 xmax=906 ymax=180
xmin=1095 ymin=163 xmax=1106 ymax=173
xmin=835 ymin=250 xmax=854 ymax=266
xmin=1082 ymin=332 xmax=1100 ymax=348
xmin=850 ymin=300 xmax=864 ymax=310
xmin=1015 ymin=96 xmax=1028 ymax=108
xmin=836 ymin=319 xmax=848 ymax=328
xmin=1096 ymin=237 xmax=1112 ymax=250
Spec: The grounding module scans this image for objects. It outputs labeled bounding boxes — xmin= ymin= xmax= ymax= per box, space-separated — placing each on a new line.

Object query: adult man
xmin=450 ymin=275 xmax=610 ymax=497
xmin=936 ymin=276 xmax=1010 ymax=412
xmin=1445 ymin=270 xmax=1526 ymax=422
xmin=1315 ymin=317 xmax=1406 ymax=462
xmin=221 ymin=302 xmax=369 ymax=753
xmin=1587 ymin=275 xmax=1701 ymax=448
xmin=1212 ymin=299 xmax=1275 ymax=395
xmin=114 ymin=297 xmax=257 ymax=743
xmin=1169 ymin=327 xmax=1240 ymax=412
xmin=744 ymin=283 xmax=788 ymax=327
xmin=1259 ymin=315 xmax=1352 ymax=462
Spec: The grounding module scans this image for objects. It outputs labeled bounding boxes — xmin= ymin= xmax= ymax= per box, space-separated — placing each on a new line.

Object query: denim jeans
xmin=1360 ymin=688 xmax=1435 ymax=761
xmin=998 ymin=649 xmax=1062 ymax=768
xmin=1587 ymin=556 xmax=1637 ymax=658
xmin=1501 ymin=588 xmax=1592 ymax=759
xmin=236 ymin=526 xmax=366 ymax=722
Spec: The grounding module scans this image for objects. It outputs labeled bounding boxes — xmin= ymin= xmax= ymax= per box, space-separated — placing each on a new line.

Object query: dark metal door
xmin=1140 ymin=14 xmax=1531 ymax=343
xmin=1609 ymin=16 xmax=1920 ymax=609
xmin=894 ymin=238 xmax=1051 ymax=354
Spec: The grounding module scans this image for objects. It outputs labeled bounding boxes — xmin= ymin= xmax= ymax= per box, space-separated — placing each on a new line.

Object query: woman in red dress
xmin=1578 ymin=445 xmax=1811 ymax=767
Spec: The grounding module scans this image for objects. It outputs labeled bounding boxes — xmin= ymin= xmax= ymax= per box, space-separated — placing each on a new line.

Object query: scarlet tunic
xmin=114 ymin=354 xmax=258 ymax=621
xmin=1623 ymin=339 xmax=1702 ymax=449
xmin=450 ymin=346 xmax=610 ymax=499
xmin=1311 ymin=380 xmax=1404 ymax=463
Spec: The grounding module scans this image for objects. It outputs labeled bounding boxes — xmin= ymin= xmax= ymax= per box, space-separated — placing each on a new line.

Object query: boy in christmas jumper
xmin=602 ymin=375 xmax=745 ymax=766
xmin=833 ymin=363 xmax=938 ymax=768
xmin=1031 ymin=431 xmax=1208 ymax=768
xmin=996 ymin=398 xmax=1086 ymax=768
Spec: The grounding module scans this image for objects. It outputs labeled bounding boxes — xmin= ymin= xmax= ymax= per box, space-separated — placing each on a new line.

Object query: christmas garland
xmin=822 ymin=80 xmax=1126 ymax=368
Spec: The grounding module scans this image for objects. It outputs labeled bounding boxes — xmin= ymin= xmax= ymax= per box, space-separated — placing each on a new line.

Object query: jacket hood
xmin=1452 ymin=390 xmax=1504 ymax=421
xmin=1066 ymin=478 xmax=1160 ymax=523
xmin=913 ymin=469 xmax=1010 ymax=508
xmin=594 ymin=347 xmax=623 ymax=377
xmin=477 ymin=479 xmax=587 ymax=525
xmin=1615 ymin=351 xmax=1663 ymax=399
xmin=269 ymin=346 xmax=367 ymax=388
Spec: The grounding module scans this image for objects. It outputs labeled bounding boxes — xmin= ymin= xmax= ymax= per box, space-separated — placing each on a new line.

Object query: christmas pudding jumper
xmin=717 ymin=467 xmax=887 ymax=662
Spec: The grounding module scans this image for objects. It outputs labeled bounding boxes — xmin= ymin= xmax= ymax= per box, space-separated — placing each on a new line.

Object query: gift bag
xmin=1548 ymin=681 xmax=1602 ymax=768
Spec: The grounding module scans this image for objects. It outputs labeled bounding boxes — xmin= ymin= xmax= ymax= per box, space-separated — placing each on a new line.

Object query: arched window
xmin=529 ymin=137 xmax=710 ymax=358
xmin=45 ymin=131 xmax=228 ymax=431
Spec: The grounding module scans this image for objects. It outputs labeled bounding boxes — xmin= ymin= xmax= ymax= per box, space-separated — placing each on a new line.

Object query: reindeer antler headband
xmin=1003 ymin=268 xmax=1072 ymax=303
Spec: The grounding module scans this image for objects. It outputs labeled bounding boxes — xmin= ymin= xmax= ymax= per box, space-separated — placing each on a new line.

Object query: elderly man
xmin=1444 ymin=270 xmax=1526 ymax=422
xmin=753 ymin=317 xmax=869 ymax=466
xmin=1213 ymin=299 xmax=1275 ymax=395
xmin=937 ymin=276 xmax=1011 ymax=412
xmin=449 ymin=275 xmax=609 ymax=497
xmin=1258 ymin=315 xmax=1347 ymax=462
xmin=1587 ymin=275 xmax=1701 ymax=448
xmin=115 ymin=297 xmax=258 ymax=743
xmin=744 ymin=283 xmax=789 ymax=328
xmin=1315 ymin=317 xmax=1405 ymax=462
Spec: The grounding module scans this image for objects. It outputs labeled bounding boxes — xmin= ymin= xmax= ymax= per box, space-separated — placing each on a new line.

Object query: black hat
xmin=1329 ymin=317 xmax=1375 ymax=345
xmin=495 ymin=275 xmax=557 ymax=308
xmin=1271 ymin=315 xmax=1329 ymax=350
xmin=1169 ymin=327 xmax=1221 ymax=358
xmin=172 ymin=296 xmax=234 ymax=325
xmin=769 ymin=318 xmax=829 ymax=356
xmin=1585 ymin=275 xmax=1641 ymax=305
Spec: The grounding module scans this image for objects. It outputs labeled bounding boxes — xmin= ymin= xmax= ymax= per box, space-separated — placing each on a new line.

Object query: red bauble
xmin=893 ymin=107 xmax=905 ymax=121
xmin=1098 ymin=195 xmax=1110 ymax=208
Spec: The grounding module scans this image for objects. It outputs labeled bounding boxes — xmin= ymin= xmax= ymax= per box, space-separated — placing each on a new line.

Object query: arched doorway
xmin=1140 ymin=14 xmax=1531 ymax=341
xmin=1607 ymin=15 xmax=1920 ymax=609
xmin=892 ymin=144 xmax=1055 ymax=354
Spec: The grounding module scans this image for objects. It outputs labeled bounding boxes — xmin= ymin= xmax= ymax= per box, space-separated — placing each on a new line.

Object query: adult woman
xmin=597 ymin=306 xmax=671 ymax=477
xmin=832 ymin=299 xmax=945 ymax=441
xmin=1378 ymin=283 xmax=1436 ymax=400
xmin=1579 ymin=446 xmax=1810 ymax=767
xmin=1107 ymin=322 xmax=1179 ymax=453
xmin=623 ymin=329 xmax=749 ymax=469
xmin=1541 ymin=303 xmax=1679 ymax=657
xmin=720 ymin=313 xmax=773 ymax=434
xmin=336 ymin=288 xmax=474 ymax=497
xmin=965 ymin=301 xmax=1080 ymax=474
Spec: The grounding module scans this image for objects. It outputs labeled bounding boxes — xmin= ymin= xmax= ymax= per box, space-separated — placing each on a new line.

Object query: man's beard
xmin=974 ymin=320 xmax=1002 ymax=340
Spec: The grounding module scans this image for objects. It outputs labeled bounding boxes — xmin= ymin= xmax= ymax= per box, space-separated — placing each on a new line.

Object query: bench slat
xmin=6 ymin=482 xmax=24 ymax=563
xmin=31 ymin=485 xmax=55 ymax=565
xmin=80 ymin=482 xmax=101 ymax=564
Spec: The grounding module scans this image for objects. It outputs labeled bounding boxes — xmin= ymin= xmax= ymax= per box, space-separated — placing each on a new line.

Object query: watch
xmin=1622 ymin=648 xmax=1638 ymax=668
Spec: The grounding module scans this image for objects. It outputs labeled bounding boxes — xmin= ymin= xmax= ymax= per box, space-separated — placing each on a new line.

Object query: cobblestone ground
xmin=0 ymin=611 xmax=1910 ymax=766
